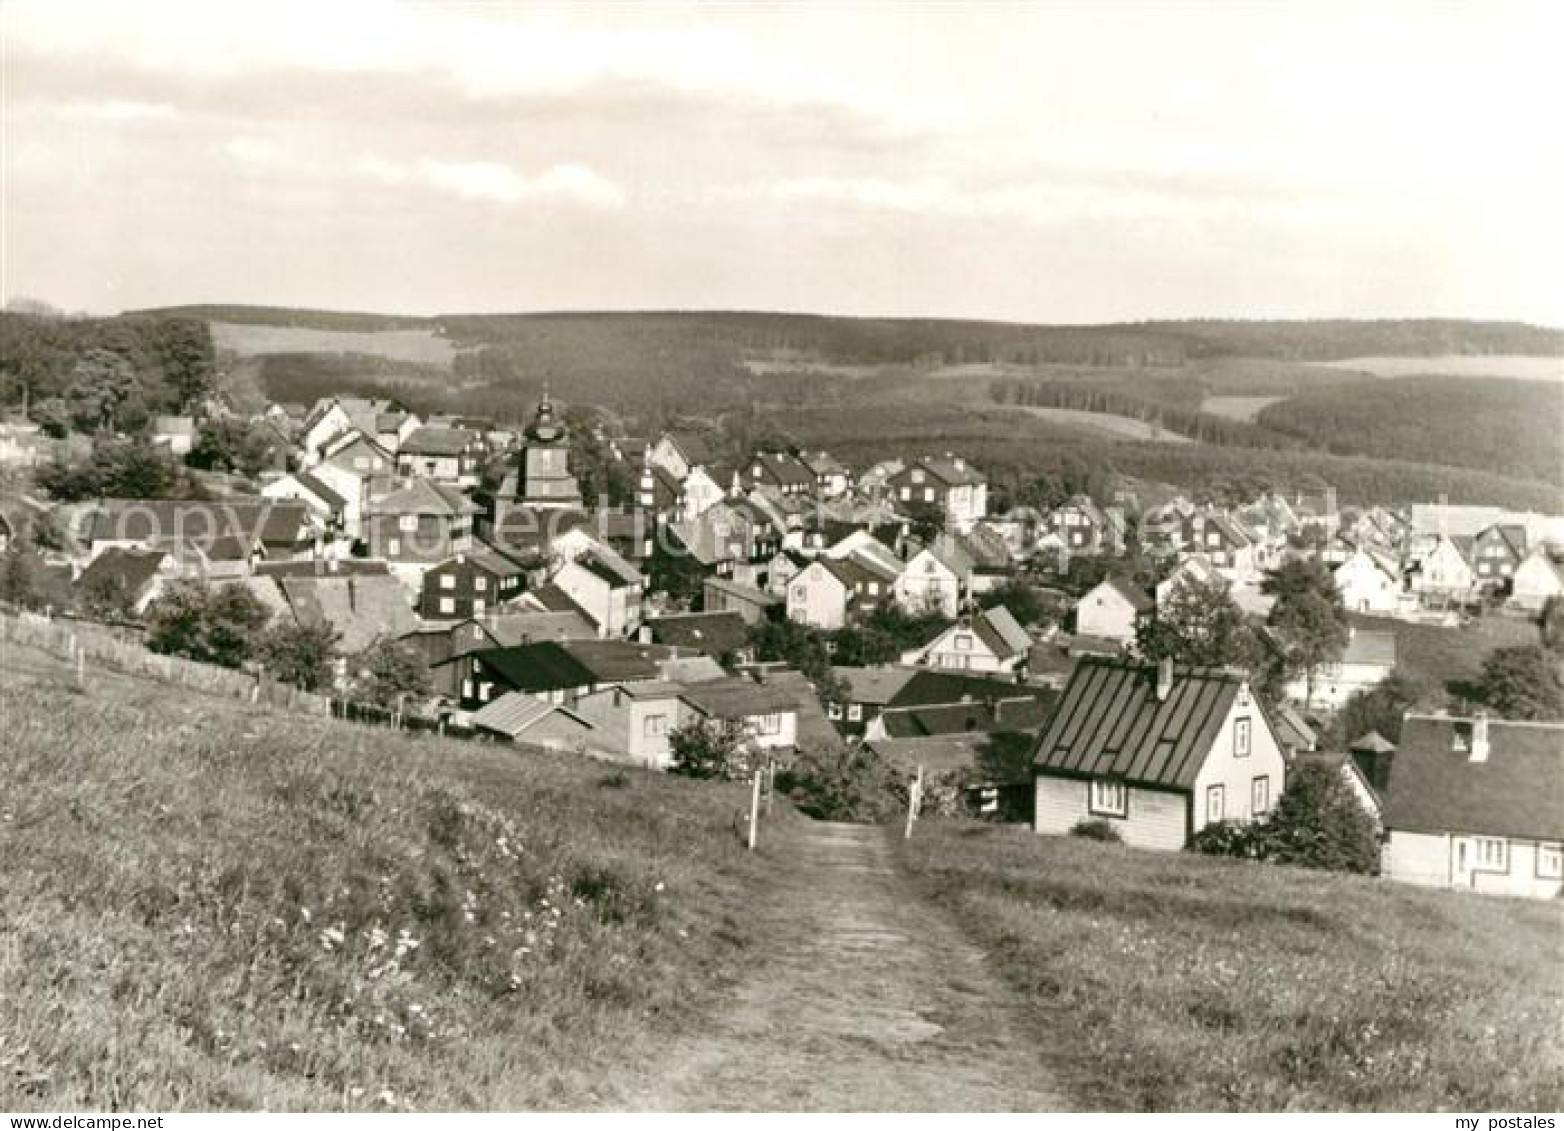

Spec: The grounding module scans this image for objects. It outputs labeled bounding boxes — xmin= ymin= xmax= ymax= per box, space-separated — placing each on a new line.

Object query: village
xmin=2 ymin=388 xmax=1560 ymax=902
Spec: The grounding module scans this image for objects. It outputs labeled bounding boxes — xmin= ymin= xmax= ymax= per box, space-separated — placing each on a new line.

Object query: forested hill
xmin=134 ymin=306 xmax=1564 ymax=366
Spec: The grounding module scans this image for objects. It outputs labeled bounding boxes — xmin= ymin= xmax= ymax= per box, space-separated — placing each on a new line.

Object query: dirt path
xmin=612 ymin=821 xmax=1073 ymax=1111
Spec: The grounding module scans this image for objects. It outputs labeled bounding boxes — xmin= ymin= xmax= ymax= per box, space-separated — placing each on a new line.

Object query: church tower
xmin=515 ymin=392 xmax=582 ymax=510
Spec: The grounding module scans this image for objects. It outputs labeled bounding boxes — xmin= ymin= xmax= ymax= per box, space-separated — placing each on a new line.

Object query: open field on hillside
xmin=1200 ymin=395 xmax=1286 ymax=422
xmin=1013 ymin=405 xmax=1191 ymax=443
xmin=899 ymin=822 xmax=1564 ymax=1112
xmin=1348 ymin=611 xmax=1542 ymax=696
xmin=212 ymin=322 xmax=457 ymax=367
xmin=1322 ymin=355 xmax=1564 ymax=381
xmin=0 ymin=642 xmax=779 ymax=1111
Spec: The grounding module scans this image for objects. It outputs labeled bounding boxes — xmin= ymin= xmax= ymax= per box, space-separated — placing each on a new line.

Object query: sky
xmin=2 ymin=1 xmax=1561 ymax=324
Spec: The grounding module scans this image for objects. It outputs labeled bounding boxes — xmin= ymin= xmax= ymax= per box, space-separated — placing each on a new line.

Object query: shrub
xmin=1189 ymin=819 xmax=1259 ymax=858
xmin=667 ymin=720 xmax=749 ymax=780
xmin=777 ymin=743 xmax=906 ymax=823
xmin=1189 ymin=764 xmax=1380 ymax=875
xmin=1069 ymin=818 xmax=1123 ymax=843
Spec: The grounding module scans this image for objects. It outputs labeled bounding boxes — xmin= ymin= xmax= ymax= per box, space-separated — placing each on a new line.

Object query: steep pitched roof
xmin=1384 ymin=715 xmax=1564 ymax=841
xmin=1087 ymin=576 xmax=1154 ymax=613
xmin=971 ymin=605 xmax=1031 ymax=659
xmin=76 ymin=547 xmax=166 ymax=600
xmin=1032 ymin=657 xmax=1251 ymax=789
xmin=294 ymin=470 xmax=347 ymax=509
xmin=278 ymin=573 xmax=417 ymax=653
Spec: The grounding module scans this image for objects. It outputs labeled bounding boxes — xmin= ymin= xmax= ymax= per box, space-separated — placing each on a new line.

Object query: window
xmin=900 ymin=487 xmax=911 ymax=501
xmin=642 ymin=714 xmax=668 ymax=738
xmin=440 ymin=574 xmax=456 ymax=590
xmin=479 ymin=681 xmax=493 ymax=701
xmin=439 ymin=597 xmax=455 ymax=614
xmin=1475 ymin=838 xmax=1509 ymax=872
xmin=1089 ymin=779 xmax=1127 ymax=817
xmin=473 ymin=599 xmax=484 ymax=614
xmin=1539 ymin=843 xmax=1563 ymax=879
xmin=954 ymin=633 xmax=973 ymax=652
xmin=474 ymin=576 xmax=487 ymax=592
xmin=827 ymin=703 xmax=843 ymax=720
xmin=924 ymin=488 xmax=935 ymax=502
xmin=1238 ymin=684 xmax=1250 ymax=707
xmin=1252 ymin=775 xmax=1270 ymax=815
xmin=354 ymin=456 xmax=369 ymax=469
xmin=911 ymin=469 xmax=925 ymax=484
xmin=1206 ymin=785 xmax=1225 ymax=823
xmin=388 ymin=538 xmax=400 ymax=556
xmin=1234 ymin=718 xmax=1251 ymax=757
xmin=792 ymin=585 xmax=808 ymax=602
xmin=398 ymin=514 xmax=419 ymax=532
xmin=755 ymin=713 xmax=781 ymax=736
xmin=847 ymin=704 xmax=863 ymax=721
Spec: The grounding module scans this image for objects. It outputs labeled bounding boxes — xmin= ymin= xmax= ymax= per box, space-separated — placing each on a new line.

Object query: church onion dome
xmin=526 ymin=396 xmax=564 ymax=443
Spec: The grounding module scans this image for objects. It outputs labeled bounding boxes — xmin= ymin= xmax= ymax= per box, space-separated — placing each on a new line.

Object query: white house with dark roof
xmin=1382 ymin=714 xmax=1563 ymax=899
xmin=895 ymin=543 xmax=967 ymax=619
xmin=1075 ymin=577 xmax=1152 ymax=647
xmin=903 ymin=605 xmax=1031 ymax=676
xmin=1281 ymin=626 xmax=1397 ymax=711
xmin=887 ymin=455 xmax=988 ymax=533
xmin=1032 ymin=657 xmax=1286 ymax=851
xmin=1333 ymin=547 xmax=1403 ymax=614
xmin=552 ymin=545 xmax=644 ymax=638
xmin=1509 ymin=548 xmax=1564 ymax=613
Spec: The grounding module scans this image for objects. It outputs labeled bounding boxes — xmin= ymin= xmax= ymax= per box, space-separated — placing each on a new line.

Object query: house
xmin=679 ymin=464 xmax=736 ymax=520
xmin=946 ymin=525 xmax=1015 ymax=593
xmin=1155 ymin=554 xmax=1224 ymax=606
xmin=312 ymin=431 xmax=395 ymax=542
xmin=552 ymin=546 xmax=645 ymax=637
xmin=1045 ymin=496 xmax=1124 ymax=558
xmin=74 ymin=547 xmax=176 ymax=615
xmin=1333 ymin=548 xmax=1402 ymax=614
xmin=785 ymin=555 xmax=891 ymax=630
xmin=1382 ymin=714 xmax=1563 ymax=899
xmin=1470 ymin=523 xmax=1528 ymax=592
xmin=1509 ymin=547 xmax=1564 ymax=612
xmin=887 ymin=455 xmax=989 ymax=534
xmin=1271 ymin=701 xmax=1318 ymax=757
xmin=1074 ymin=578 xmax=1151 ymax=647
xmin=419 ymin=546 xmax=528 ymax=620
xmin=395 ymin=426 xmax=486 ymax=486
xmin=645 ymin=610 xmax=751 ymax=663
xmin=826 ymin=666 xmax=918 ymax=735
xmin=302 ymin=396 xmax=419 ymax=464
xmin=86 ymin=499 xmax=315 ymax=562
xmin=443 ymin=639 xmax=675 ymax=709
xmin=1405 ymin=534 xmax=1477 ymax=604
xmin=150 ymin=415 xmax=196 ymax=457
xmin=1139 ymin=497 xmax=1196 ymax=557
xmin=261 ymin=471 xmax=348 ymax=534
xmin=870 ymin=673 xmax=1052 ymax=739
xmin=680 ymin=676 xmax=801 ymax=752
xmin=798 ymin=450 xmax=850 ymax=499
xmin=1280 ymin=626 xmax=1397 ymax=712
xmin=904 ymin=606 xmax=1031 ymax=676
xmin=271 ymin=570 xmax=419 ymax=656
xmin=748 ymin=451 xmax=814 ymax=497
xmin=894 ymin=543 xmax=968 ymax=619
xmin=702 ymin=577 xmax=782 ymax=625
xmin=1032 ymin=657 xmax=1287 ymax=851
xmin=635 ymin=462 xmax=683 ymax=523
xmin=573 ymin=680 xmax=699 ymax=768
xmin=648 ymin=431 xmax=718 ymax=482
xmin=365 ymin=479 xmax=478 ymax=568
xmin=470 ymin=693 xmax=594 ymax=751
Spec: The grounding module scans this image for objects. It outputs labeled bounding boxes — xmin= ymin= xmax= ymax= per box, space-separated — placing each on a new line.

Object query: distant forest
xmin=1258 ymin=376 xmax=1564 ymax=490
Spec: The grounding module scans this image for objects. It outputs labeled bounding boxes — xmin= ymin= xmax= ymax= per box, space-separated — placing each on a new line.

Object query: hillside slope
xmin=0 ymin=640 xmax=776 ymax=1111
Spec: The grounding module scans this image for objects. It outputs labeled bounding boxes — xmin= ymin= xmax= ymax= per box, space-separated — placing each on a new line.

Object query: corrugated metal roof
xmin=1032 ymin=657 xmax=1243 ymax=789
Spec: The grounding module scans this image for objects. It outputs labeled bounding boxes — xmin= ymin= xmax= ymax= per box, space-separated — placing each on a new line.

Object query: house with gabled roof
xmin=1075 ymin=577 xmax=1152 ymax=647
xmin=827 ymin=666 xmax=1053 ymax=739
xmin=798 ymin=450 xmax=850 ymax=499
xmin=1382 ymin=714 xmax=1563 ymax=899
xmin=887 ymin=454 xmax=989 ymax=534
xmin=679 ymin=676 xmax=802 ymax=752
xmin=552 ymin=544 xmax=644 ymax=638
xmin=440 ymin=639 xmax=676 ymax=709
xmin=470 ymin=693 xmax=594 ymax=751
xmin=572 ymin=679 xmax=700 ymax=767
xmin=395 ymin=426 xmax=487 ymax=486
xmin=1032 ymin=657 xmax=1286 ymax=850
xmin=261 ymin=470 xmax=348 ymax=535
xmin=903 ymin=606 xmax=1032 ymax=676
xmin=365 ymin=479 xmax=477 ymax=568
xmin=680 ymin=464 xmax=737 ymax=520
xmin=419 ymin=545 xmax=529 ymax=620
xmin=1470 ymin=522 xmax=1529 ymax=592
xmin=1155 ymin=553 xmax=1225 ymax=607
xmin=702 ymin=576 xmax=782 ymax=625
xmin=1406 ymin=533 xmax=1477 ymax=605
xmin=87 ymin=499 xmax=315 ymax=562
xmin=748 ymin=451 xmax=814 ymax=497
xmin=1045 ymin=495 xmax=1124 ymax=558
xmin=896 ymin=542 xmax=969 ymax=619
xmin=1509 ymin=547 xmax=1564 ymax=612
xmin=648 ymin=430 xmax=718 ymax=482
xmin=645 ymin=610 xmax=751 ymax=663
xmin=74 ymin=546 xmax=177 ymax=616
xmin=312 ymin=430 xmax=396 ymax=541
xmin=1334 ymin=547 xmax=1403 ymax=614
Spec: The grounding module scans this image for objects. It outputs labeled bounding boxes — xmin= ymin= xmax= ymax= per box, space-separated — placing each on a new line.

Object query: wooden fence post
xmin=747 ymin=768 xmax=762 ymax=850
xmin=904 ymin=764 xmax=925 ymax=840
xmin=765 ymin=759 xmax=776 ymax=816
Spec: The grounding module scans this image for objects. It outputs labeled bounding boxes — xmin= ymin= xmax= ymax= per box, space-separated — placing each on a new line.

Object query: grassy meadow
xmin=0 ymin=643 xmax=779 ymax=1111
xmin=899 ymin=822 xmax=1564 ymax=1112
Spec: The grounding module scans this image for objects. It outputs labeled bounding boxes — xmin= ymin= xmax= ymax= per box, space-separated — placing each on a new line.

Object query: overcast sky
xmin=3 ymin=1 xmax=1560 ymax=324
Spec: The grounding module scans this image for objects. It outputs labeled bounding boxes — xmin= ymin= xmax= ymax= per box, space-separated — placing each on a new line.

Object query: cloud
xmin=56 ymin=99 xmax=178 ymax=122
xmin=359 ymin=157 xmax=626 ymax=210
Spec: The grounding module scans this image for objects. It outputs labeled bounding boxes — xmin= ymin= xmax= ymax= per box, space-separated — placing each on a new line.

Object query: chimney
xmin=1155 ymin=656 xmax=1174 ymax=702
xmin=1470 ymin=713 xmax=1490 ymax=763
